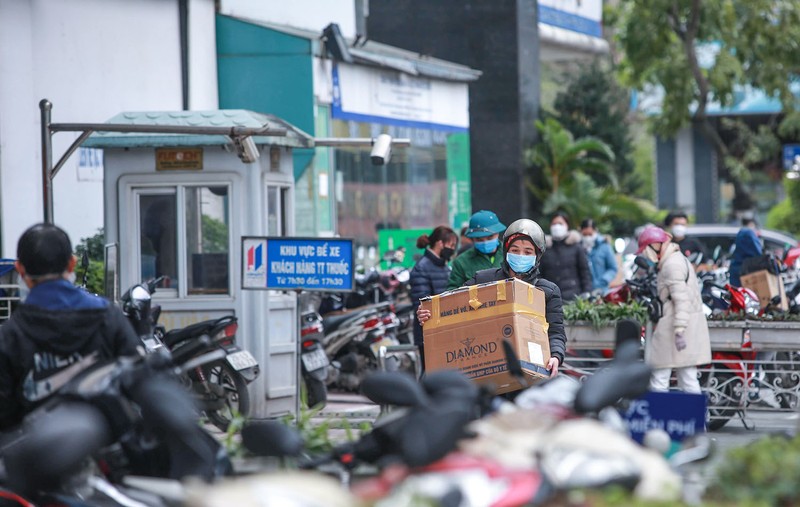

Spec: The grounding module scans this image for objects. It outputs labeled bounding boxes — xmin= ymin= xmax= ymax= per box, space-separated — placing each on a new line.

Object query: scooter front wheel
xmin=700 ymin=367 xmax=742 ymax=431
xmin=203 ymin=362 xmax=251 ymax=431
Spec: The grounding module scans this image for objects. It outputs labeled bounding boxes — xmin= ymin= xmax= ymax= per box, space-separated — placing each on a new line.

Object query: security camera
xmin=232 ymin=135 xmax=260 ymax=163
xmin=370 ymin=134 xmax=392 ymax=166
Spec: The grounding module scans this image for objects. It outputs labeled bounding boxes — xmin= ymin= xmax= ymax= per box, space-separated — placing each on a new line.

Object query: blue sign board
xmin=622 ymin=391 xmax=707 ymax=443
xmin=783 ymin=144 xmax=800 ymax=170
xmin=242 ymin=237 xmax=354 ymax=292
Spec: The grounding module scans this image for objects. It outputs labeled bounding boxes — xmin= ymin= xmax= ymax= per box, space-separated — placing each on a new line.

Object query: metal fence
xmin=563 ymin=321 xmax=800 ymax=429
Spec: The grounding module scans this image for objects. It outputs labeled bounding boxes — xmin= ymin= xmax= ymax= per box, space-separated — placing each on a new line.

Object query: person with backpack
xmin=417 ymin=219 xmax=566 ymax=377
xmin=636 ymin=226 xmax=711 ymax=393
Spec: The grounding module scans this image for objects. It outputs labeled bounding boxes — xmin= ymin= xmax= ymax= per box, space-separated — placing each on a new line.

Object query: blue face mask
xmin=506 ymin=253 xmax=536 ymax=273
xmin=474 ymin=238 xmax=499 ymax=254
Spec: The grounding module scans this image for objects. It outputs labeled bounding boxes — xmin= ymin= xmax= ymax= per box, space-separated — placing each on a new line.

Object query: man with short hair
xmin=0 ymin=223 xmax=140 ymax=430
xmin=447 ymin=210 xmax=506 ymax=289
xmin=664 ymin=211 xmax=708 ymax=262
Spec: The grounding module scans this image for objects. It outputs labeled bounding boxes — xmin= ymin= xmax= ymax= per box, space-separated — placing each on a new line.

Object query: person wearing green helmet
xmin=447 ymin=210 xmax=506 ymax=290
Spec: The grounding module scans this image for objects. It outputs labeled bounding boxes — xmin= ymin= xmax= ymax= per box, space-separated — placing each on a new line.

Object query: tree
xmin=74 ymin=228 xmax=105 ymax=295
xmin=526 ymin=118 xmax=654 ymax=234
xmin=615 ymin=0 xmax=800 ymax=211
xmin=553 ymin=62 xmax=642 ymax=198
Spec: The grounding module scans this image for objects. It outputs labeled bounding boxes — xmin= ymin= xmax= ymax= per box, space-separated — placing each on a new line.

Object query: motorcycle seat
xmin=322 ymin=309 xmax=372 ymax=334
xmin=163 ymin=316 xmax=235 ymax=348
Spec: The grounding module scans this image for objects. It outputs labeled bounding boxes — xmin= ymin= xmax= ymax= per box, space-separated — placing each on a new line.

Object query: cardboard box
xmin=741 ymin=269 xmax=787 ymax=311
xmin=420 ymin=278 xmax=551 ymax=394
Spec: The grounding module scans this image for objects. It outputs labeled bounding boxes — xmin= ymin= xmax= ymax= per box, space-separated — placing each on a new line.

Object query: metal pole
xmin=40 ymin=99 xmax=53 ymax=223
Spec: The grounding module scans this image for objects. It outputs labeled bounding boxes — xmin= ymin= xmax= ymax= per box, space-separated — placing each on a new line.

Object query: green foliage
xmin=553 ymin=62 xmax=639 ymax=196
xmin=631 ymin=135 xmax=655 ymax=202
xmin=766 ymin=180 xmax=800 ymax=237
xmin=74 ymin=227 xmax=105 ymax=261
xmin=526 ymin=118 xmax=654 ymax=235
xmin=74 ymin=228 xmax=105 ymax=295
xmin=613 ymin=0 xmax=800 ymax=210
xmin=563 ymin=298 xmax=648 ymax=329
xmin=201 ymin=215 xmax=228 ymax=253
xmin=708 ymin=434 xmax=800 ymax=506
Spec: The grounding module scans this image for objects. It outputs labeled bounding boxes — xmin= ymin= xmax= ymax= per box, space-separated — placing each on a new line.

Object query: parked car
xmin=682 ymin=224 xmax=798 ymax=261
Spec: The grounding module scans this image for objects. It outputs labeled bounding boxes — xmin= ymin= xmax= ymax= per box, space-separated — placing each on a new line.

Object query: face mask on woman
xmin=550 ymin=223 xmax=568 ymax=241
xmin=440 ymin=247 xmax=455 ymax=261
xmin=581 ymin=233 xmax=597 ymax=249
xmin=506 ymin=252 xmax=536 ymax=273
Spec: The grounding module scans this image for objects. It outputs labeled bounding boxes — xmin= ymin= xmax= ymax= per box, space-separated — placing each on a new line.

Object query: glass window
xmin=267 ymin=185 xmax=289 ymax=236
xmin=185 ymin=186 xmax=230 ymax=295
xmin=139 ymin=192 xmax=178 ymax=289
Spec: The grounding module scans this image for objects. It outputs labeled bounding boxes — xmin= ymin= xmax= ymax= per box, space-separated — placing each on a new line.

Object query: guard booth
xmin=83 ymin=110 xmax=312 ymax=418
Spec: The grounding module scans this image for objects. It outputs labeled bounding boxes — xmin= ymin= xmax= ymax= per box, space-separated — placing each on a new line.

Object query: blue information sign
xmin=622 ymin=391 xmax=707 ymax=443
xmin=242 ymin=237 xmax=354 ymax=292
xmin=783 ymin=144 xmax=800 ymax=170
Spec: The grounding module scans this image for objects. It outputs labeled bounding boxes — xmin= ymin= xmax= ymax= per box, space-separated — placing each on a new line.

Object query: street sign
xmin=622 ymin=391 xmax=707 ymax=443
xmin=782 ymin=144 xmax=800 ymax=170
xmin=242 ymin=237 xmax=354 ymax=292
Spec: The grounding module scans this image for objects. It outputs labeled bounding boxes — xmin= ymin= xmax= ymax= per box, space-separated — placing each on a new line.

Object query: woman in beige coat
xmin=636 ymin=226 xmax=711 ymax=393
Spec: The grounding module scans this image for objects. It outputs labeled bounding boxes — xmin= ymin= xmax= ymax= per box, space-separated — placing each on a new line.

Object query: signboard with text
xmin=622 ymin=391 xmax=707 ymax=443
xmin=242 ymin=237 xmax=354 ymax=292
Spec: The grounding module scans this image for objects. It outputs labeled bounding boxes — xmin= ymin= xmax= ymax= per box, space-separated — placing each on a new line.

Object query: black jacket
xmin=410 ymin=249 xmax=451 ymax=345
xmin=539 ymin=235 xmax=592 ymax=301
xmin=0 ymin=302 xmax=140 ymax=430
xmin=464 ymin=264 xmax=566 ymax=366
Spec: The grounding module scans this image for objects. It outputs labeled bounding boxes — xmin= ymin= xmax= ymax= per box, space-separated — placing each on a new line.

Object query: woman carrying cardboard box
xmin=417 ymin=219 xmax=566 ymax=378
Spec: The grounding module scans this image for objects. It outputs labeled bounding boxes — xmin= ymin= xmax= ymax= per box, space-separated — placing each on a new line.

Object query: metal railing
xmin=564 ymin=321 xmax=800 ymax=427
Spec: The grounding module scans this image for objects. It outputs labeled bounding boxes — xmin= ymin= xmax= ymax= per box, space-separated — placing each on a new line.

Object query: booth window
xmin=267 ymin=184 xmax=289 ymax=236
xmin=185 ymin=186 xmax=230 ymax=295
xmin=140 ymin=192 xmax=178 ymax=289
xmin=136 ymin=185 xmax=231 ymax=297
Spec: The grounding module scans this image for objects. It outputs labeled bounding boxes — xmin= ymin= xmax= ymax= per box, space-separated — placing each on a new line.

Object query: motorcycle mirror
xmin=573 ymin=361 xmax=652 ymax=414
xmin=634 ymin=255 xmax=652 ymax=271
xmin=502 ymin=339 xmax=527 ymax=385
xmin=360 ymin=371 xmax=428 ymax=407
xmin=6 ymin=403 xmax=111 ymax=494
xmin=421 ymin=370 xmax=478 ymax=399
xmin=241 ymin=421 xmax=303 ymax=458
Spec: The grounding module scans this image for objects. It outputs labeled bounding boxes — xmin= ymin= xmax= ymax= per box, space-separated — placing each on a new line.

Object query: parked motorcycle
xmin=162 ymin=316 xmax=258 ymax=431
xmin=0 ymin=343 xmax=232 ymax=505
xmin=120 ymin=277 xmax=259 ymax=431
xmin=299 ymin=310 xmax=330 ymax=408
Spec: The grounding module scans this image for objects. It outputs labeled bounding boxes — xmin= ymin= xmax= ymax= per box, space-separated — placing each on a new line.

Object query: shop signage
xmin=242 ymin=237 xmax=354 ymax=292
xmin=622 ymin=391 xmax=707 ymax=443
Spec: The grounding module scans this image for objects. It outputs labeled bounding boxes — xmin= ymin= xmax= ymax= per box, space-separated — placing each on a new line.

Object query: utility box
xmin=741 ymin=270 xmax=788 ymax=311
xmin=85 ymin=110 xmax=313 ymax=418
xmin=420 ymin=279 xmax=551 ymax=394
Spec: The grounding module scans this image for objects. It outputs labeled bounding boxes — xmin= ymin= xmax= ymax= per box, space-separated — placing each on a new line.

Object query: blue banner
xmin=622 ymin=391 xmax=707 ymax=443
xmin=242 ymin=237 xmax=354 ymax=292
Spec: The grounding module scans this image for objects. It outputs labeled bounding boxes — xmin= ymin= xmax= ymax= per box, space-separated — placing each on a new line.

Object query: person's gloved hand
xmin=674 ymin=326 xmax=687 ymax=351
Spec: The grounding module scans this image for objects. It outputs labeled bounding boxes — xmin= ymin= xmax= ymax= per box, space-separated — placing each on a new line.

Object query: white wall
xmin=0 ymin=0 xmax=217 ymax=256
xmin=219 ymin=0 xmax=357 ymax=38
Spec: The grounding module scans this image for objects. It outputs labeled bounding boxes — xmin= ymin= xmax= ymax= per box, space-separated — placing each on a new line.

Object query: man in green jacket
xmin=447 ymin=210 xmax=506 ymax=289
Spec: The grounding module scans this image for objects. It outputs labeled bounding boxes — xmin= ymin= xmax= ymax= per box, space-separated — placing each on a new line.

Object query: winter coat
xmin=0 ymin=280 xmax=140 ymax=430
xmin=410 ymin=249 xmax=451 ymax=346
xmin=539 ymin=230 xmax=592 ymax=301
xmin=464 ymin=264 xmax=567 ymax=367
xmin=447 ymin=245 xmax=504 ymax=290
xmin=729 ymin=227 xmax=762 ymax=287
xmin=586 ymin=235 xmax=618 ymax=292
xmin=646 ymin=243 xmax=712 ymax=369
